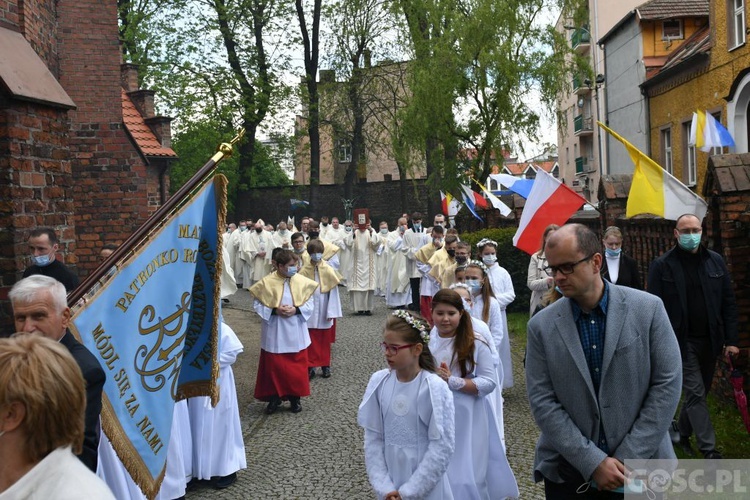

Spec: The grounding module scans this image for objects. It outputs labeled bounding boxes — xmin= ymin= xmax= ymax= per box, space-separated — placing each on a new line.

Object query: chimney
xmin=145 ymin=116 xmax=173 ymax=148
xmin=128 ymin=89 xmax=155 ymax=118
xmin=121 ymin=63 xmax=140 ymax=92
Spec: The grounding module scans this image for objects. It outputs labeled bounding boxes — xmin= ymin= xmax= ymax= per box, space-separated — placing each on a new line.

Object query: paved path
xmin=187 ymin=288 xmax=543 ymax=499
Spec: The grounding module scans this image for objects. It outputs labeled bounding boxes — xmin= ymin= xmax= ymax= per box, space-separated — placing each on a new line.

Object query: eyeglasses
xmin=543 ymin=254 xmax=595 ymax=276
xmin=380 ymin=342 xmax=416 ymax=354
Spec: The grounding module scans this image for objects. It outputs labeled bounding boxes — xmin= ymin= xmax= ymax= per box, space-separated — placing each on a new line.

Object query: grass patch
xmin=506 ymin=311 xmax=750 ymax=458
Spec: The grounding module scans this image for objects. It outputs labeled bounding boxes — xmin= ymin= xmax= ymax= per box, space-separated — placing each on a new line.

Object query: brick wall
xmin=18 ymin=0 xmax=58 ymax=74
xmin=0 ymin=99 xmax=74 ymax=326
xmin=0 ymin=0 xmax=20 ymax=27
xmin=56 ymin=0 xmax=161 ymax=272
xmin=233 ymin=180 xmax=435 ymax=227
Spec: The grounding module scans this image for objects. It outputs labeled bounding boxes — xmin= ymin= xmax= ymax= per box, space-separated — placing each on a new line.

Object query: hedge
xmin=460 ymin=227 xmax=534 ymax=315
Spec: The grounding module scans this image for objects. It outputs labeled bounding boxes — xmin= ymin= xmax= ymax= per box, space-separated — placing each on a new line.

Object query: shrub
xmin=461 ymin=227 xmax=533 ymax=314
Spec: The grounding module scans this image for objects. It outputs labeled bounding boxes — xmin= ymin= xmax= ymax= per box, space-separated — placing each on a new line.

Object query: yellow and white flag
xmin=599 ymin=122 xmax=707 ymax=221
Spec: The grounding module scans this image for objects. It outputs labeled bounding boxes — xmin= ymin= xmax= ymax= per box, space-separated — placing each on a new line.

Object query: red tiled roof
xmin=502 ymin=160 xmax=559 ymax=175
xmin=637 ymin=0 xmax=708 ymax=20
xmin=122 ymin=89 xmax=177 ymax=158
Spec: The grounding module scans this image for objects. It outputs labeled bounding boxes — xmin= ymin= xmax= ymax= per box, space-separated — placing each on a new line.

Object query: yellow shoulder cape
xmin=249 ymin=271 xmax=319 ymax=308
xmin=299 ymin=259 xmax=341 ymax=293
xmin=415 ymin=242 xmax=437 ymax=264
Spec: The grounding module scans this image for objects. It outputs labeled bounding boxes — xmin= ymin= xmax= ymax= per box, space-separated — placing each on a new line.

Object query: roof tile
xmin=637 ymin=0 xmax=708 ymax=20
xmin=122 ymin=89 xmax=177 ymax=158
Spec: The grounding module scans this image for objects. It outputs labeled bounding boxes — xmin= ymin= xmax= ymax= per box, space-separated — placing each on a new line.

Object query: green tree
xmin=170 ymin=120 xmax=290 ymax=213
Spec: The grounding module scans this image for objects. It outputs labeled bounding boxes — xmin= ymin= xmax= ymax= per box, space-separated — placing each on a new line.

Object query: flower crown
xmin=392 ymin=310 xmax=430 ymax=343
xmin=466 ymin=259 xmax=489 ymax=274
xmin=476 ymin=238 xmax=498 ymax=249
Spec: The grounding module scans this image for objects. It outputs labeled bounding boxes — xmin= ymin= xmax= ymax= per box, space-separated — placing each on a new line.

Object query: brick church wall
xmin=56 ymin=0 xmax=163 ymax=271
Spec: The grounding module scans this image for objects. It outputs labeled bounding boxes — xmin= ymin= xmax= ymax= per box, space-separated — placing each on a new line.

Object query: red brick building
xmin=0 ymin=0 xmax=176 ymax=327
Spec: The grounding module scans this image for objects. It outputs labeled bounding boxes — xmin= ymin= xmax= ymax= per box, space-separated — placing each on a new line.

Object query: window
xmin=727 ymin=0 xmax=746 ymax=49
xmin=662 ymin=20 xmax=683 ymax=40
xmin=683 ymin=121 xmax=697 ymax=186
xmin=337 ymin=140 xmax=352 ymax=163
xmin=661 ymin=128 xmax=673 ymax=174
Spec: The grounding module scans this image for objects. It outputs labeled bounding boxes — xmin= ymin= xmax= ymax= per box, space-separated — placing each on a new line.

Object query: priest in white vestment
xmin=385 ymin=218 xmax=412 ymax=308
xmin=374 ymin=222 xmax=390 ymax=296
xmin=402 ymin=216 xmax=428 ymax=311
xmin=246 ymin=220 xmax=277 ymax=285
xmin=343 ymin=225 xmax=379 ymax=314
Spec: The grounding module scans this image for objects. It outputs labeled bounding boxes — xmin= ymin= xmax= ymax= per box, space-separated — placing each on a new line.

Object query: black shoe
xmin=308 ymin=368 xmax=316 ymax=380
xmin=322 ymin=366 xmax=331 ymax=378
xmin=364 ymin=310 xmax=372 ymax=316
xmin=289 ymin=397 xmax=302 ymax=413
xmin=211 ymin=472 xmax=237 ymax=489
xmin=704 ymin=450 xmax=723 ymax=459
xmin=678 ymin=436 xmax=695 ymax=457
xmin=356 ymin=311 xmax=364 ymax=315
xmin=265 ymin=397 xmax=281 ymax=415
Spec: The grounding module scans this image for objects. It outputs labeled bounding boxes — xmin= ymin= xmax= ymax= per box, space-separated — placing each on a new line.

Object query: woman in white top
xmin=0 ymin=334 xmax=114 ymax=500
xmin=430 ymin=289 xmax=518 ymax=500
xmin=359 ymin=310 xmax=455 ymax=500
xmin=525 ymin=225 xmax=558 ymax=316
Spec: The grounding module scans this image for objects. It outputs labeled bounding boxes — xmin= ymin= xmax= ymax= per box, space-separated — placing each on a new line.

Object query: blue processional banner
xmin=70 ymin=175 xmax=227 ymax=499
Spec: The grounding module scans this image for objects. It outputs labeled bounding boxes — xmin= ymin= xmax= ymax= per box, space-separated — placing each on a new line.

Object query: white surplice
xmin=485 ymin=264 xmax=516 ymax=388
xmin=188 ymin=322 xmax=247 ymax=480
xmin=386 ymin=233 xmax=411 ymax=307
xmin=307 ymin=270 xmax=343 ymax=329
xmin=344 ymin=229 xmax=380 ymax=311
xmin=97 ymin=400 xmax=192 ymax=500
xmin=254 ymin=281 xmax=314 ymax=353
xmin=359 ymin=369 xmax=455 ymax=500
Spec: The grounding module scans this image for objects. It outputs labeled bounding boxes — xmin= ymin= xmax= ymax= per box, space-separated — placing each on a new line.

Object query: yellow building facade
xmin=645 ymin=1 xmax=750 ymax=194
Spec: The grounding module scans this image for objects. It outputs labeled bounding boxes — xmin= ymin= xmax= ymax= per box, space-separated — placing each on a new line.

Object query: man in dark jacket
xmin=648 ymin=213 xmax=739 ymax=459
xmin=9 ymin=275 xmax=105 ymax=471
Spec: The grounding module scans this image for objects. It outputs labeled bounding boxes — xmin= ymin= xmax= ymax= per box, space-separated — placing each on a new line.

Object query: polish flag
xmin=440 ymin=191 xmax=461 ymax=216
xmin=513 ymin=169 xmax=586 ymax=255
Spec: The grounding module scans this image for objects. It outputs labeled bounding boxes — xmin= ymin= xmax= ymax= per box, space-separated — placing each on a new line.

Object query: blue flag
xmin=70 ymin=176 xmax=226 ymax=498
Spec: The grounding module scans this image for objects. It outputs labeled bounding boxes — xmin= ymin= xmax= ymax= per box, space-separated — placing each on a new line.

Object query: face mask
xmin=461 ymin=298 xmax=472 ymax=311
xmin=345 ymin=227 xmax=352 ymax=232
xmin=255 ymin=228 xmax=262 ymax=233
xmin=240 ymin=226 xmax=247 ymax=232
xmin=465 ymin=279 xmax=482 ymax=294
xmin=380 ymin=228 xmax=388 ymax=234
xmin=279 ymin=229 xmax=288 ymax=236
xmin=555 ymin=286 xmax=563 ymax=294
xmin=311 ymin=253 xmax=323 ymax=261
xmin=446 ymin=249 xmax=456 ymax=258
xmin=433 ymin=238 xmax=442 ymax=245
xmin=678 ymin=233 xmax=701 ymax=251
xmin=455 ymin=255 xmax=468 ymax=265
xmin=32 ymin=253 xmax=53 ymax=267
xmin=435 ymin=222 xmax=444 ymax=228
xmin=414 ymin=223 xmax=421 ymax=231
xmin=308 ymin=231 xmax=319 ymax=239
xmin=322 ymin=222 xmax=328 ymax=227
xmin=605 ymin=247 xmax=622 ymax=258
xmin=294 ymin=247 xmax=305 ymax=254
xmin=399 ymin=226 xmax=406 ymax=233
xmin=482 ymin=255 xmax=497 ymax=265
xmin=286 ymin=266 xmax=298 ymax=277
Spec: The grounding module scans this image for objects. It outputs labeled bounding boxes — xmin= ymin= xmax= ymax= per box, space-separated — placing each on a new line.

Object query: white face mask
xmin=482 ymin=254 xmax=497 ymax=265
xmin=461 ymin=298 xmax=473 ymax=311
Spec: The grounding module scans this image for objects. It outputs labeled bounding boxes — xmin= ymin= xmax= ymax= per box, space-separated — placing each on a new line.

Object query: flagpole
xmin=68 ymin=129 xmax=245 ymax=305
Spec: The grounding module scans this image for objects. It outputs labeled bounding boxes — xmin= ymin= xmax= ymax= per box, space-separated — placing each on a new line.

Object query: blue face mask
xmin=604 ymin=247 xmax=621 ymax=258
xmin=482 ymin=254 xmax=497 ymax=265
xmin=286 ymin=266 xmax=298 ymax=277
xmin=461 ymin=298 xmax=472 ymax=311
xmin=465 ymin=279 xmax=482 ymax=294
xmin=678 ymin=233 xmax=701 ymax=251
xmin=310 ymin=253 xmax=323 ymax=262
xmin=555 ymin=286 xmax=563 ymax=294
xmin=32 ymin=253 xmax=53 ymax=267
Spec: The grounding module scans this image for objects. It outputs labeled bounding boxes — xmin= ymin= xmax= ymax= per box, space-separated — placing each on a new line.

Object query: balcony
xmin=575 ymin=156 xmax=596 ymax=175
xmin=573 ymin=75 xmax=590 ymax=95
xmin=571 ymin=27 xmax=591 ymax=54
xmin=574 ymin=114 xmax=593 ymax=136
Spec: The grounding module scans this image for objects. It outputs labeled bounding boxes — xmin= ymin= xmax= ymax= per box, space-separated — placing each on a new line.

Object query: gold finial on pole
xmin=212 ymin=127 xmax=245 ymax=162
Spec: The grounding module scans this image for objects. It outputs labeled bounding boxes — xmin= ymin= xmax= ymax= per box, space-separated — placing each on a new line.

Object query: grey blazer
xmin=526 ymin=283 xmax=682 ymax=483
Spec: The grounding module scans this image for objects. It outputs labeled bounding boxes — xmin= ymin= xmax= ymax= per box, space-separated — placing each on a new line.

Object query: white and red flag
xmin=512 ymin=169 xmax=586 ymax=255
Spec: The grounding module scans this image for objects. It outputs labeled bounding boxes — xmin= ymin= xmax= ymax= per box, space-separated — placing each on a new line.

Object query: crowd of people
xmin=1 ymin=210 xmax=741 ymax=499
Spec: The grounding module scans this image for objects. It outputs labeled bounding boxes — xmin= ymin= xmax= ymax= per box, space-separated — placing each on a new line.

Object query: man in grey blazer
xmin=526 ymin=224 xmax=682 ymax=497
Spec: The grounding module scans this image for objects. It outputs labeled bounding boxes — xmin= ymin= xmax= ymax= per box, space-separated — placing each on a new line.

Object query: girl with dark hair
xmin=358 ymin=311 xmax=455 ymax=500
xmin=429 ymin=289 xmax=518 ymax=499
